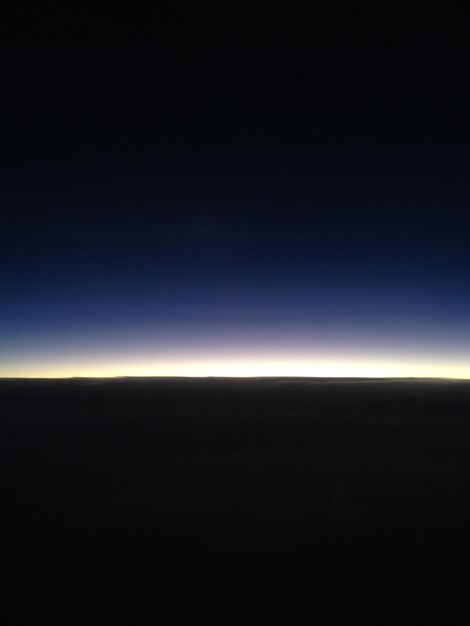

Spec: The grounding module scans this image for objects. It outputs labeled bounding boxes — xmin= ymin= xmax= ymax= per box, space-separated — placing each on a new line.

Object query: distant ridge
xmin=0 ymin=376 xmax=467 ymax=383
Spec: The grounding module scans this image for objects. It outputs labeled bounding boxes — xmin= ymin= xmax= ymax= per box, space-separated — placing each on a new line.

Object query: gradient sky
xmin=2 ymin=5 xmax=470 ymax=377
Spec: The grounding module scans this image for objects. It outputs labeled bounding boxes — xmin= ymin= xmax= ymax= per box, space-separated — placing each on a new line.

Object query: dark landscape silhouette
xmin=2 ymin=377 xmax=470 ymax=624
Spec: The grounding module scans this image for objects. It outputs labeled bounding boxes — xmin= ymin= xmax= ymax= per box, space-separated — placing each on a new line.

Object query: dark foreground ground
xmin=2 ymin=377 xmax=470 ymax=624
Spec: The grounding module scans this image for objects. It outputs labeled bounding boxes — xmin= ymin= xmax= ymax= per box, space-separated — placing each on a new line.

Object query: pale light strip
xmin=2 ymin=358 xmax=470 ymax=379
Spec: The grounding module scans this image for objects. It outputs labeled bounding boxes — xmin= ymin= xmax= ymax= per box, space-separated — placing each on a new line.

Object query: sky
xmin=2 ymin=4 xmax=470 ymax=378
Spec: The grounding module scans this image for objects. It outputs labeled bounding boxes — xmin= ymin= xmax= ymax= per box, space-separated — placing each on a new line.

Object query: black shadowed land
xmin=2 ymin=377 xmax=470 ymax=625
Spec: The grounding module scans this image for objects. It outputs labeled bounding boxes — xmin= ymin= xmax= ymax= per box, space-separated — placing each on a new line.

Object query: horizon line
xmin=1 ymin=375 xmax=468 ymax=381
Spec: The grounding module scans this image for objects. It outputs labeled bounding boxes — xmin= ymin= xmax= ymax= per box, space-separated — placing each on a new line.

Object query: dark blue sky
xmin=2 ymin=4 xmax=470 ymax=376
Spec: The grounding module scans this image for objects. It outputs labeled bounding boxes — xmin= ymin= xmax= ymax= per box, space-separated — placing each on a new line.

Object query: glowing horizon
xmin=2 ymin=355 xmax=470 ymax=379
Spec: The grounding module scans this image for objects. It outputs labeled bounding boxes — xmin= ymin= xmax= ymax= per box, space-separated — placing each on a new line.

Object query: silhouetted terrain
xmin=2 ymin=377 xmax=470 ymax=624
